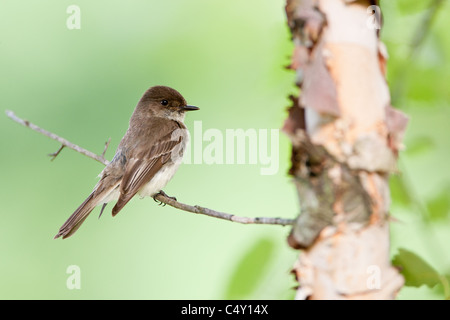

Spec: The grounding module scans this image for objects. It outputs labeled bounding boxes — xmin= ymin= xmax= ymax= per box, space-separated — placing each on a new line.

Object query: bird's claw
xmin=153 ymin=190 xmax=177 ymax=206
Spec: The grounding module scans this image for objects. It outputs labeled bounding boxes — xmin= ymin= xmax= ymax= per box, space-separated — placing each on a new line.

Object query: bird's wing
xmin=111 ymin=121 xmax=185 ymax=216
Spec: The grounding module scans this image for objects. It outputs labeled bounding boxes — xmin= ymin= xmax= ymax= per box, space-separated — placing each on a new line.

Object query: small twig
xmin=409 ymin=0 xmax=444 ymax=53
xmin=6 ymin=110 xmax=109 ymax=166
xmin=48 ymin=144 xmax=65 ymax=161
xmin=391 ymin=0 xmax=445 ymax=104
xmin=102 ymin=138 xmax=111 ymax=159
xmin=6 ymin=109 xmax=294 ymax=227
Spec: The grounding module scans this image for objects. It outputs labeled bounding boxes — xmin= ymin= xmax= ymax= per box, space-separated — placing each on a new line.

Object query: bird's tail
xmin=54 ymin=191 xmax=100 ymax=239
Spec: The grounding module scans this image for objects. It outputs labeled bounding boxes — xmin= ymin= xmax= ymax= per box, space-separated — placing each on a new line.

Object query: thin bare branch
xmin=153 ymin=193 xmax=294 ymax=226
xmin=6 ymin=109 xmax=294 ymax=227
xmin=6 ymin=110 xmax=109 ymax=166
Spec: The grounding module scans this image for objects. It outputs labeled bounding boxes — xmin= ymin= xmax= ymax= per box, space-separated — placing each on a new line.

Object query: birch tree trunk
xmin=283 ymin=0 xmax=408 ymax=299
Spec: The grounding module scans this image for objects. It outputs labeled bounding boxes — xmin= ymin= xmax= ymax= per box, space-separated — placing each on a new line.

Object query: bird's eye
xmin=161 ymin=100 xmax=169 ymax=106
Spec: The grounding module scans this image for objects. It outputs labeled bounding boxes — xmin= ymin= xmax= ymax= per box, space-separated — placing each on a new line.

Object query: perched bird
xmin=54 ymin=85 xmax=199 ymax=239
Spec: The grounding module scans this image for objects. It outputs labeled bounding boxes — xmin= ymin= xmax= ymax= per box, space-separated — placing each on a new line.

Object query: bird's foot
xmin=153 ymin=190 xmax=177 ymax=206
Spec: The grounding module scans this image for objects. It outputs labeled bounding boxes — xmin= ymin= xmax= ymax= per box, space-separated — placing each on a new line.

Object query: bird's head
xmin=135 ymin=85 xmax=199 ymax=122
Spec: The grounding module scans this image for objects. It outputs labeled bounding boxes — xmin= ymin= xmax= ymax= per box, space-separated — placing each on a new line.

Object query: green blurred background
xmin=0 ymin=0 xmax=449 ymax=299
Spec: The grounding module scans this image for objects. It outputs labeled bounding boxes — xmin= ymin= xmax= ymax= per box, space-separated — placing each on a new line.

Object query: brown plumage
xmin=54 ymin=86 xmax=199 ymax=239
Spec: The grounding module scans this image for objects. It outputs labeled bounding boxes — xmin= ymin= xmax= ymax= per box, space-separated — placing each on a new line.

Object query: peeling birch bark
xmin=283 ymin=0 xmax=407 ymax=299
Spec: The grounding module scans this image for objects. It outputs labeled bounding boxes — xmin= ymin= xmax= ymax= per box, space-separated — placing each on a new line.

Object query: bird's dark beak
xmin=181 ymin=105 xmax=199 ymax=111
